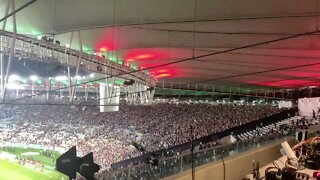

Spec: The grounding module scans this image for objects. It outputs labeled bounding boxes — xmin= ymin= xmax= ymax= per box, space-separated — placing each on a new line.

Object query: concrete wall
xmin=165 ymin=139 xmax=294 ymax=180
xmin=298 ymin=97 xmax=320 ymax=117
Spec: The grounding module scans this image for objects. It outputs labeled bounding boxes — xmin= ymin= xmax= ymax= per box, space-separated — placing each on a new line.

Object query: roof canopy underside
xmin=1 ymin=0 xmax=320 ymax=90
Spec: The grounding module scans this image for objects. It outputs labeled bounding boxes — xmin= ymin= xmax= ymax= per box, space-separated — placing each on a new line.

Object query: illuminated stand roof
xmin=1 ymin=0 xmax=320 ymax=91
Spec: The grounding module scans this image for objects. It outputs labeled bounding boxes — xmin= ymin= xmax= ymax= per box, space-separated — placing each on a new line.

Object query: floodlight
xmin=9 ymin=74 xmax=20 ymax=82
xmin=30 ymin=75 xmax=38 ymax=82
xmin=6 ymin=83 xmax=24 ymax=90
xmin=55 ymin=76 xmax=68 ymax=81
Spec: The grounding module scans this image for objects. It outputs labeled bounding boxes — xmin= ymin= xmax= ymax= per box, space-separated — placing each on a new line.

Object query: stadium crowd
xmin=0 ymin=100 xmax=281 ymax=170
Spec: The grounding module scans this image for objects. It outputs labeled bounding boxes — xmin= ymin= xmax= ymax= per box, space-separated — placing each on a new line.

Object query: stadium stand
xmin=0 ymin=100 xmax=282 ymax=171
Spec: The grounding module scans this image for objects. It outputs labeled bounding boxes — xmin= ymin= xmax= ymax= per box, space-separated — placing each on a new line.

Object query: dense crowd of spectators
xmin=100 ymin=115 xmax=320 ymax=180
xmin=0 ymin=100 xmax=281 ymax=170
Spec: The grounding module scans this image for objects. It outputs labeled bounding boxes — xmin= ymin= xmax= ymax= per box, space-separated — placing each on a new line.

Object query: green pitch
xmin=0 ymin=147 xmax=68 ymax=180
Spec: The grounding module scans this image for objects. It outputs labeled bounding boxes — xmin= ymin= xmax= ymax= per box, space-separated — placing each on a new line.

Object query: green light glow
xmin=109 ymin=57 xmax=117 ymax=63
xmin=36 ymin=80 xmax=42 ymax=85
xmin=62 ymin=81 xmax=69 ymax=85
xmin=82 ymin=46 xmax=91 ymax=53
xmin=130 ymin=65 xmax=138 ymax=70
xmin=19 ymin=79 xmax=27 ymax=84
xmin=30 ymin=30 xmax=41 ymax=35
xmin=5 ymin=25 xmax=41 ymax=36
xmin=115 ymin=79 xmax=124 ymax=85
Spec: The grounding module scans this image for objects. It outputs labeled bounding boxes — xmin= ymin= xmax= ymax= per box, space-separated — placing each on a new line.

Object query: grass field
xmin=0 ymin=147 xmax=68 ymax=180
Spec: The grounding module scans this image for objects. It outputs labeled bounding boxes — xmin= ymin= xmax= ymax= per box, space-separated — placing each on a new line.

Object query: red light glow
xmin=124 ymin=49 xmax=168 ymax=62
xmin=99 ymin=47 xmax=108 ymax=52
xmin=135 ymin=54 xmax=152 ymax=60
xmin=156 ymin=73 xmax=171 ymax=78
xmin=249 ymin=79 xmax=320 ymax=88
xmin=157 ymin=69 xmax=167 ymax=73
xmin=96 ymin=28 xmax=121 ymax=51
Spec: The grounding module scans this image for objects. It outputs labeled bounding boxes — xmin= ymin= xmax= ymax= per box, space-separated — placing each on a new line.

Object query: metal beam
xmin=55 ymin=13 xmax=320 ymax=34
xmin=2 ymin=0 xmax=17 ymax=101
xmin=71 ymin=31 xmax=82 ymax=103
xmin=0 ymin=0 xmax=11 ymax=100
xmin=0 ymin=37 xmax=4 ymax=99
xmin=66 ymin=32 xmax=74 ymax=102
xmin=0 ymin=0 xmax=37 ymax=23
xmin=1 ymin=0 xmax=11 ymax=29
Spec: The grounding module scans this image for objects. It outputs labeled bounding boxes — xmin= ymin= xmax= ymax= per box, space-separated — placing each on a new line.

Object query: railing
xmin=101 ymin=132 xmax=294 ymax=179
xmin=110 ymin=108 xmax=297 ymax=170
xmin=156 ymin=81 xmax=294 ymax=100
xmin=0 ymin=30 xmax=156 ymax=86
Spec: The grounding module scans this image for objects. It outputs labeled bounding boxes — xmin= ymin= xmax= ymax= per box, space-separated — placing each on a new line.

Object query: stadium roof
xmin=1 ymin=0 xmax=320 ymax=90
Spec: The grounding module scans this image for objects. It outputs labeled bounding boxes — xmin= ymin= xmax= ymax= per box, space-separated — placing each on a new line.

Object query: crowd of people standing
xmin=0 ymin=100 xmax=281 ymax=170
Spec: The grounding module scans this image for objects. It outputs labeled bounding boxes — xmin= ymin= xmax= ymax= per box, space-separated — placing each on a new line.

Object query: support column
xmin=46 ymin=79 xmax=50 ymax=100
xmin=108 ymin=77 xmax=116 ymax=104
xmin=65 ymin=32 xmax=74 ymax=102
xmin=59 ymin=86 xmax=63 ymax=100
xmin=0 ymin=0 xmax=11 ymax=100
xmin=67 ymin=66 xmax=72 ymax=100
xmin=146 ymin=87 xmax=155 ymax=104
xmin=94 ymin=87 xmax=98 ymax=100
xmin=84 ymin=87 xmax=88 ymax=101
xmin=2 ymin=0 xmax=17 ymax=101
xmin=139 ymin=84 xmax=149 ymax=104
xmin=99 ymin=81 xmax=119 ymax=112
xmin=134 ymin=84 xmax=139 ymax=104
xmin=31 ymin=82 xmax=34 ymax=98
xmin=139 ymin=84 xmax=144 ymax=104
xmin=0 ymin=36 xmax=4 ymax=99
xmin=71 ymin=31 xmax=83 ymax=103
xmin=129 ymin=85 xmax=136 ymax=104
xmin=16 ymin=88 xmax=19 ymax=98
xmin=64 ymin=32 xmax=73 ymax=102
xmin=127 ymin=86 xmax=133 ymax=104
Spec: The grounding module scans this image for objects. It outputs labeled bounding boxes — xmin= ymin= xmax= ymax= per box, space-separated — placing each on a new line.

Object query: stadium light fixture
xmin=66 ymin=44 xmax=70 ymax=48
xmin=89 ymin=73 xmax=95 ymax=78
xmin=30 ymin=75 xmax=38 ymax=82
xmin=6 ymin=83 xmax=24 ymax=90
xmin=75 ymin=76 xmax=82 ymax=80
xmin=55 ymin=76 xmax=68 ymax=81
xmin=9 ymin=74 xmax=20 ymax=82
